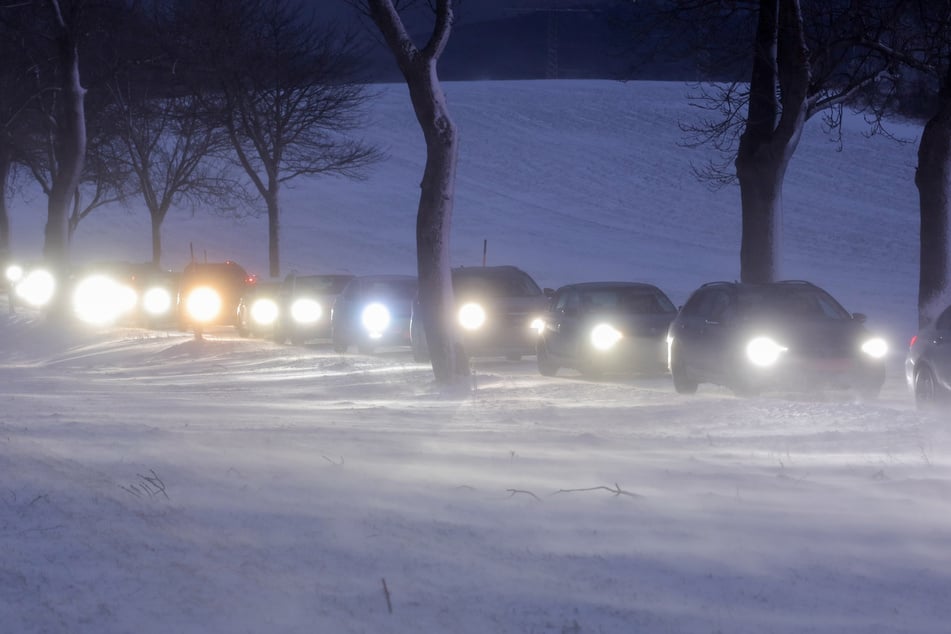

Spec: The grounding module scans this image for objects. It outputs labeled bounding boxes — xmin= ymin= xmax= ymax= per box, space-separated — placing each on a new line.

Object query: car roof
xmin=559 ymin=281 xmax=663 ymax=292
xmin=451 ymin=265 xmax=528 ymax=276
xmin=354 ymin=274 xmax=416 ymax=282
xmin=697 ymin=280 xmax=822 ymax=292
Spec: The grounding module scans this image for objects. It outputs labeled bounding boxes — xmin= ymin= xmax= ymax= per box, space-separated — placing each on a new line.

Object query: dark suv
xmin=410 ymin=265 xmax=550 ymax=362
xmin=273 ymin=273 xmax=355 ymax=344
xmin=178 ymin=260 xmax=256 ymax=335
xmin=905 ymin=303 xmax=951 ymax=409
xmin=667 ymin=280 xmax=888 ymax=397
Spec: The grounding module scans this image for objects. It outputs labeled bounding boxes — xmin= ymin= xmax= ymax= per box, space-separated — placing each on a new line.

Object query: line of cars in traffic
xmin=3 ymin=256 xmax=947 ymax=409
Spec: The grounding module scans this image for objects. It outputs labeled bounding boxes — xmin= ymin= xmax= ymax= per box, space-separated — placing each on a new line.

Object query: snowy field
xmin=2 ymin=80 xmax=949 ymax=633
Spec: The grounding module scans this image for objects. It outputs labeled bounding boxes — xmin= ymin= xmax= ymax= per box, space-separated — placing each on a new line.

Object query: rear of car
xmin=537 ymin=282 xmax=676 ymax=377
xmin=905 ymin=303 xmax=951 ymax=409
xmin=411 ymin=265 xmax=549 ymax=362
xmin=331 ymin=275 xmax=418 ymax=353
xmin=668 ymin=281 xmax=888 ymax=397
xmin=178 ymin=261 xmax=256 ymax=335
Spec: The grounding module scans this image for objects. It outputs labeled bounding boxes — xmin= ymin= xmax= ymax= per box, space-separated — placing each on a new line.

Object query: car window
xmin=577 ymin=288 xmax=675 ymax=314
xmin=296 ymin=276 xmax=352 ymax=294
xmin=693 ymin=289 xmax=730 ymax=321
xmin=553 ymin=291 xmax=570 ymax=313
xmin=680 ymin=290 xmax=708 ymax=318
xmin=937 ymin=305 xmax=951 ymax=331
xmin=364 ymin=279 xmax=417 ymax=300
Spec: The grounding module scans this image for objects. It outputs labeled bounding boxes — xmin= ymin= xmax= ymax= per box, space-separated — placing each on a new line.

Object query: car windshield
xmin=740 ymin=286 xmax=851 ymax=321
xmin=363 ymin=279 xmax=417 ymax=300
xmin=293 ymin=276 xmax=352 ymax=294
xmin=580 ymin=288 xmax=676 ymax=314
xmin=453 ymin=269 xmax=542 ymax=298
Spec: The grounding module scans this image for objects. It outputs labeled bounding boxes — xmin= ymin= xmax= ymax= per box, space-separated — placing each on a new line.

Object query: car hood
xmin=457 ymin=295 xmax=548 ymax=314
xmin=583 ymin=312 xmax=673 ymax=338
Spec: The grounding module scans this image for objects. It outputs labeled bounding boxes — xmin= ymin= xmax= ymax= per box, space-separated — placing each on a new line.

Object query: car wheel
xmin=670 ymin=348 xmax=698 ymax=395
xmin=536 ymin=341 xmax=559 ymax=377
xmin=915 ymin=365 xmax=941 ymax=409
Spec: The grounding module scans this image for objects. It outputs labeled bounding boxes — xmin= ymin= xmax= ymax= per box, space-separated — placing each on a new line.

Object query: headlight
xmin=361 ymin=302 xmax=391 ymax=336
xmin=186 ymin=286 xmax=222 ymax=322
xmin=745 ymin=336 xmax=787 ymax=367
xmin=142 ymin=287 xmax=173 ymax=316
xmin=530 ymin=317 xmax=545 ymax=335
xmin=458 ymin=302 xmax=486 ymax=331
xmin=15 ymin=269 xmax=56 ymax=307
xmin=251 ymin=298 xmax=279 ymax=325
xmin=5 ymin=264 xmax=23 ymax=283
xmin=291 ymin=298 xmax=322 ymax=324
xmin=73 ymin=275 xmax=137 ymax=325
xmin=861 ymin=337 xmax=888 ymax=359
xmin=590 ymin=323 xmax=623 ymax=350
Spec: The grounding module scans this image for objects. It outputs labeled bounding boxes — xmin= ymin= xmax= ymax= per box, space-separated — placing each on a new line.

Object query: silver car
xmin=906 ymin=303 xmax=951 ymax=409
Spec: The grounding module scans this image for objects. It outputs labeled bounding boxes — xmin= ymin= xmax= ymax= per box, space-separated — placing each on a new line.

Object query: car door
xmin=671 ymin=289 xmax=713 ymax=376
xmin=690 ymin=289 xmax=733 ymax=378
xmin=931 ymin=305 xmax=951 ymax=389
xmin=546 ymin=289 xmax=581 ymax=360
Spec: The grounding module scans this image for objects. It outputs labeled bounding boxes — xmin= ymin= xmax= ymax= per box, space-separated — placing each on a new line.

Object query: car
xmin=666 ymin=280 xmax=888 ymax=397
xmin=905 ymin=303 xmax=951 ymax=409
xmin=410 ymin=265 xmax=551 ymax=362
xmin=331 ymin=274 xmax=418 ymax=353
xmin=242 ymin=280 xmax=284 ymax=338
xmin=273 ymin=273 xmax=355 ymax=344
xmin=68 ymin=261 xmax=180 ymax=328
xmin=535 ymin=281 xmax=677 ymax=377
xmin=178 ymin=260 xmax=257 ymax=336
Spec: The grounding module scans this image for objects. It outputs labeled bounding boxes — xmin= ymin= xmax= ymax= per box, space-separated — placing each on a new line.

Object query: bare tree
xmin=43 ymin=0 xmax=87 ymax=273
xmin=674 ymin=0 xmax=902 ymax=283
xmin=354 ymin=0 xmax=469 ymax=384
xmin=169 ymin=0 xmax=380 ymax=278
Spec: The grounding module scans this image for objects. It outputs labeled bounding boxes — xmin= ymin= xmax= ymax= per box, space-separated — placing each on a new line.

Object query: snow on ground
xmin=2 ymin=80 xmax=949 ymax=634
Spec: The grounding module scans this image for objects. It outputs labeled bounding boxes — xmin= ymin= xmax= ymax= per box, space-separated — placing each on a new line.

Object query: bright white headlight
xmin=530 ymin=317 xmax=545 ymax=335
xmin=590 ymin=323 xmax=623 ymax=350
xmin=5 ymin=264 xmax=23 ymax=283
xmin=73 ymin=275 xmax=136 ymax=325
xmin=458 ymin=302 xmax=486 ymax=331
xmin=745 ymin=336 xmax=787 ymax=367
xmin=291 ymin=298 xmax=322 ymax=324
xmin=361 ymin=302 xmax=391 ymax=336
xmin=186 ymin=286 xmax=221 ymax=323
xmin=142 ymin=287 xmax=172 ymax=316
xmin=861 ymin=337 xmax=888 ymax=359
xmin=15 ymin=269 xmax=56 ymax=307
xmin=251 ymin=298 xmax=279 ymax=325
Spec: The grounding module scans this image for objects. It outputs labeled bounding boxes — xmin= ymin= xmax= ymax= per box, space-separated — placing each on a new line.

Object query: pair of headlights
xmin=73 ymin=275 xmax=173 ymax=326
xmin=248 ymin=297 xmax=324 ymax=327
xmin=7 ymin=265 xmax=56 ymax=308
xmin=743 ymin=335 xmax=889 ymax=367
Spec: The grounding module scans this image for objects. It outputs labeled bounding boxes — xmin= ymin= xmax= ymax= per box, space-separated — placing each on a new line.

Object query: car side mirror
xmin=852 ymin=313 xmax=867 ymax=323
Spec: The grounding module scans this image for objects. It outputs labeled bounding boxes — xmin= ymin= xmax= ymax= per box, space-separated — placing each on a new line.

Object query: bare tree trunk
xmin=151 ymin=212 xmax=164 ymax=266
xmin=367 ymin=0 xmax=468 ymax=384
xmin=0 ymin=147 xmax=11 ymax=254
xmin=734 ymin=0 xmax=808 ymax=284
xmin=44 ymin=0 xmax=87 ymax=277
xmin=915 ymin=64 xmax=951 ymax=327
xmin=266 ymin=184 xmax=280 ymax=278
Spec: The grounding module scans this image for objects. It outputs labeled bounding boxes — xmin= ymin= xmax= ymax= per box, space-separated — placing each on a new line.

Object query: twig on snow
xmin=381 ymin=577 xmax=392 ymax=614
xmin=506 ymin=488 xmax=541 ymax=501
xmin=552 ymin=483 xmax=640 ymax=498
